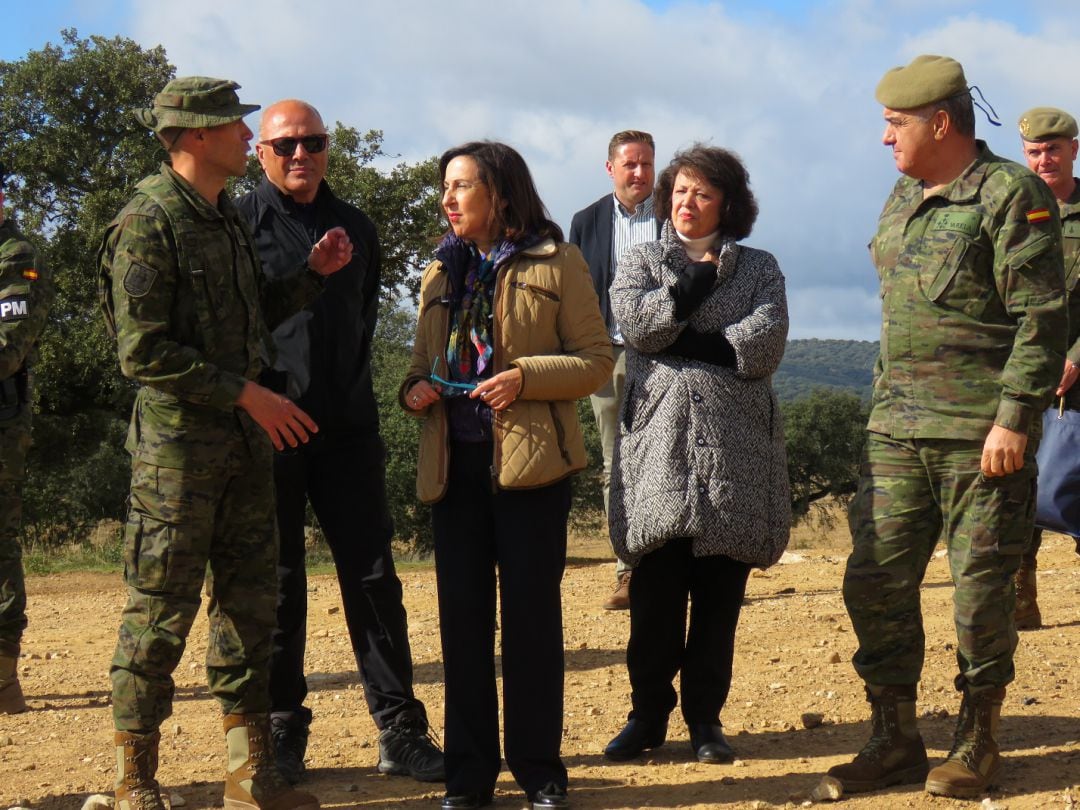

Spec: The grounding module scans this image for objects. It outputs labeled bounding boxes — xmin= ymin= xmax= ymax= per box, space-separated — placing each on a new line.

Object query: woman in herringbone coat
xmin=603 ymin=145 xmax=791 ymax=766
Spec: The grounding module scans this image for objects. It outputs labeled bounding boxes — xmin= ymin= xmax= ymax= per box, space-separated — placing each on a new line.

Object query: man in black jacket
xmin=569 ymin=130 xmax=659 ymax=610
xmin=237 ymin=99 xmax=443 ymax=785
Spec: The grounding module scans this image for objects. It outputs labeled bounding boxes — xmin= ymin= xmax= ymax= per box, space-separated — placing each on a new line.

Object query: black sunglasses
xmin=259 ymin=135 xmax=329 ymax=157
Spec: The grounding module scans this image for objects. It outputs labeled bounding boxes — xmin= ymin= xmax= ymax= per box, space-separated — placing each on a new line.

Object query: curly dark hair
xmin=438 ymin=141 xmax=562 ymax=244
xmin=655 ymin=144 xmax=758 ymax=240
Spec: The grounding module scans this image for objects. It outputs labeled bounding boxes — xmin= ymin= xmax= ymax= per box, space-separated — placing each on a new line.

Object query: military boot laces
xmin=925 ymin=688 xmax=1004 ymax=798
xmin=224 ymin=714 xmax=319 ymax=810
xmin=1014 ymin=559 xmax=1042 ymax=630
xmin=377 ymin=714 xmax=446 ymax=782
xmin=827 ymin=685 xmax=928 ymax=793
xmin=115 ymin=731 xmax=167 ymax=810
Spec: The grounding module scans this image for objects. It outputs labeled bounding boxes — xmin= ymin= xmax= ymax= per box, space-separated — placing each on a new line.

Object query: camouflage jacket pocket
xmin=920 ymin=235 xmax=991 ymax=318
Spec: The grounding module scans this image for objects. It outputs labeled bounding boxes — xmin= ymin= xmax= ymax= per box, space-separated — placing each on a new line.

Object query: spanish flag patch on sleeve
xmin=21 ymin=268 xmax=38 ymax=281
xmin=1026 ymin=208 xmax=1051 ymax=223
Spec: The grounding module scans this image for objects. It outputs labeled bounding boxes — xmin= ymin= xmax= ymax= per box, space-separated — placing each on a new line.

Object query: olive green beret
xmin=1018 ymin=107 xmax=1078 ymax=142
xmin=134 ymin=76 xmax=259 ymax=133
xmin=875 ymin=54 xmax=968 ymax=109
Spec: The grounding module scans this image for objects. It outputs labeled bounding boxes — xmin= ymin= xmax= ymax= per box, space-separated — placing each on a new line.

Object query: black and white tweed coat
xmin=609 ymin=222 xmax=791 ymax=568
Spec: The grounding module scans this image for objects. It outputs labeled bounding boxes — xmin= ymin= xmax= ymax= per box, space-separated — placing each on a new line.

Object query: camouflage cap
xmin=1018 ymin=106 xmax=1078 ymax=142
xmin=134 ymin=76 xmax=260 ymax=133
xmin=875 ymin=54 xmax=967 ymax=109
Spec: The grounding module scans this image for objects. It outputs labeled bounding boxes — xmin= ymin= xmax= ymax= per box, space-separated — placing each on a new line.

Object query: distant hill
xmin=775 ymin=338 xmax=878 ymax=401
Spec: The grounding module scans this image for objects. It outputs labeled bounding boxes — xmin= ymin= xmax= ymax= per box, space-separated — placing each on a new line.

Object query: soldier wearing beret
xmin=0 ymin=159 xmax=54 ymax=715
xmin=1015 ymin=106 xmax=1080 ymax=629
xmin=99 ymin=77 xmax=349 ymax=810
xmin=827 ymin=55 xmax=1067 ymax=799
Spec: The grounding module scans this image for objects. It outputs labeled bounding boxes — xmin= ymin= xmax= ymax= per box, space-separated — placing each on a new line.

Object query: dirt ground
xmin=1 ymin=527 xmax=1077 ymax=810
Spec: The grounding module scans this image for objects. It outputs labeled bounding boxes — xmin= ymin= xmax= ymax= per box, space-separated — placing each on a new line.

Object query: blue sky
xmin=4 ymin=1 xmax=1080 ymax=340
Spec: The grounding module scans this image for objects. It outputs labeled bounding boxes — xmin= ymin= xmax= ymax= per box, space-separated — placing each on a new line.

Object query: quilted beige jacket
xmin=400 ymin=239 xmax=613 ymax=504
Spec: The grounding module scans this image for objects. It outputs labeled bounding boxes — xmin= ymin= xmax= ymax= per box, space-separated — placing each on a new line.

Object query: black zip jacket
xmin=237 ymin=176 xmax=382 ymax=436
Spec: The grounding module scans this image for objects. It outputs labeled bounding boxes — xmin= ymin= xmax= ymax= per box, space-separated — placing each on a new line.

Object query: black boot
xmin=270 ymin=708 xmax=311 ymax=785
xmin=603 ymin=717 xmax=668 ymax=761
xmin=378 ymin=709 xmax=445 ymax=782
xmin=688 ymin=723 xmax=735 ymax=763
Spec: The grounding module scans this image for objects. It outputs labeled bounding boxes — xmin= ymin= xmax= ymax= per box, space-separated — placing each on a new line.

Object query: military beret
xmin=1018 ymin=107 xmax=1078 ymax=142
xmin=134 ymin=76 xmax=259 ymax=133
xmin=875 ymin=54 xmax=968 ymax=109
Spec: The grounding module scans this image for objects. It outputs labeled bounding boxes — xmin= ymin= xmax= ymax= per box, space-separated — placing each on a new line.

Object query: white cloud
xmin=127 ymin=0 xmax=1080 ymax=340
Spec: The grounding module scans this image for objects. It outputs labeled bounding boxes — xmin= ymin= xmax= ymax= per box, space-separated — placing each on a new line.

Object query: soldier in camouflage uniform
xmin=1014 ymin=106 xmax=1080 ymax=629
xmin=826 ymin=56 xmax=1067 ymax=800
xmin=99 ymin=77 xmax=350 ymax=810
xmin=0 ymin=159 xmax=54 ymax=715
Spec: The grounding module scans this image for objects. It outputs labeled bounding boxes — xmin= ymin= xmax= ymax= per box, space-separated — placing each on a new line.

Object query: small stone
xmin=345 ymin=784 xmax=359 ymax=793
xmin=81 ymin=799 xmax=114 ymax=810
xmin=326 ymin=606 xmax=340 ymax=615
xmin=979 ymin=799 xmax=1005 ymax=810
xmin=720 ymin=775 xmax=736 ymax=785
xmin=768 ymin=655 xmax=781 ymax=663
xmin=810 ymin=775 xmax=843 ymax=801
xmin=173 ymin=724 xmax=182 ymax=735
xmin=0 ymin=735 xmax=13 ymax=746
xmin=732 ymin=759 xmax=747 ymax=767
xmin=801 ymin=712 xmax=824 ymax=729
xmin=827 ymin=651 xmax=842 ymax=664
xmin=169 ymin=794 xmax=186 ymax=807
xmin=339 ymin=728 xmax=353 ymax=738
xmin=777 ymin=586 xmax=796 ymax=595
xmin=768 ymin=682 xmax=786 ymax=690
xmin=1022 ymin=696 xmax=1039 ymax=706
xmin=585 ymin=707 xmax=599 ymax=716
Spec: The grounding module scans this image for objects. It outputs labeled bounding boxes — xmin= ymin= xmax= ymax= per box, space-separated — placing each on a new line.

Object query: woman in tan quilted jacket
xmin=399 ymin=141 xmax=612 ymax=810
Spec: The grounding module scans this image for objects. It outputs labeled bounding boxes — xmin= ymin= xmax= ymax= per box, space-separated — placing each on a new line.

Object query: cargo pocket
xmin=125 ymin=512 xmax=173 ymax=592
xmin=964 ymin=471 xmax=1035 ymax=557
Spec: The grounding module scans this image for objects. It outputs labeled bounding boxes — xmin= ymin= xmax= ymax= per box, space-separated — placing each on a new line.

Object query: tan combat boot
xmin=925 ymin=687 xmax=1005 ymax=798
xmin=1014 ymin=558 xmax=1042 ymax=630
xmin=114 ymin=730 xmax=167 ymax=810
xmin=827 ymin=684 xmax=928 ymax=792
xmin=0 ymin=653 xmax=27 ymax=714
xmin=223 ymin=713 xmax=319 ymax=810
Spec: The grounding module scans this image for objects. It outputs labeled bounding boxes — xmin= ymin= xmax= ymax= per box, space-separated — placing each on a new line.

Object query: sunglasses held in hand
xmin=430 ymin=358 xmax=477 ymax=398
xmin=260 ymin=134 xmax=329 ymax=157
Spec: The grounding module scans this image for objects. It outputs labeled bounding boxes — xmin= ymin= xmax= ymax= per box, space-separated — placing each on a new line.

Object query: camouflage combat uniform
xmin=845 ymin=142 xmax=1067 ymax=694
xmin=99 ymin=163 xmax=321 ymax=732
xmin=0 ymin=219 xmax=53 ymax=658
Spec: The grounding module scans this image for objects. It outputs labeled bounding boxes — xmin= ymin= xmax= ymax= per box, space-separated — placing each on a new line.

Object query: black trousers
xmin=627 ymin=538 xmax=751 ymax=725
xmin=433 ymin=441 xmax=569 ymax=797
xmin=270 ymin=431 xmax=424 ymax=729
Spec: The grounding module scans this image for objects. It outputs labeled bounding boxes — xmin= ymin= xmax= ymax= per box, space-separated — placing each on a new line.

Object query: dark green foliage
xmin=371 ymin=305 xmax=430 ymax=552
xmin=774 ymin=338 xmax=879 ymax=401
xmin=1 ymin=30 xmax=171 ymax=546
xmin=782 ymin=388 xmax=868 ymax=523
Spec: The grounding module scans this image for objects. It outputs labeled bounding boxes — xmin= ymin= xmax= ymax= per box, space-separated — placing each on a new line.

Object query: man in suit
xmin=569 ymin=130 xmax=659 ymax=610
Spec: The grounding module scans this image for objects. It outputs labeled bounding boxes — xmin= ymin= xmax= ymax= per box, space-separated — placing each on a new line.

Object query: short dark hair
xmin=438 ymin=141 xmax=562 ymax=243
xmin=909 ymin=92 xmax=975 ymax=138
xmin=655 ymin=144 xmax=758 ymax=240
xmin=608 ymin=130 xmax=655 ymax=160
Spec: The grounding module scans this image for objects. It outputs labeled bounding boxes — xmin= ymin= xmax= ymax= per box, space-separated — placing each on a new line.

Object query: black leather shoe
xmin=440 ymin=793 xmax=492 ymax=809
xmin=270 ymin=708 xmax=311 ymax=785
xmin=531 ymin=782 xmax=570 ymax=809
xmin=689 ymin=722 xmax=736 ymax=763
xmin=604 ymin=717 xmax=668 ymax=761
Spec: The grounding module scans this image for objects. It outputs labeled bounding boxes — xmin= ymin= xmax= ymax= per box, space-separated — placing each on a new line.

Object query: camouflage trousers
xmin=111 ymin=434 xmax=277 ymax=732
xmin=844 ymin=432 xmax=1033 ymax=695
xmin=0 ymin=410 xmax=31 ymax=657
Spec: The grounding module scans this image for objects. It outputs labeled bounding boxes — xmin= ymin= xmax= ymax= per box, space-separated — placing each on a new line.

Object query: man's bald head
xmin=255 ymin=99 xmax=329 ymax=204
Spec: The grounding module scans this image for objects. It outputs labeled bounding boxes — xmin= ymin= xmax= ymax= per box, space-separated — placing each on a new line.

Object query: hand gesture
xmin=308 ymin=227 xmax=353 ymax=276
